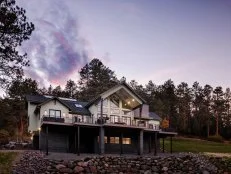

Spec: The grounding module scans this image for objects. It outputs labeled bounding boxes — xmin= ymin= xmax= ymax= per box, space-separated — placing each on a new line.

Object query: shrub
xmin=0 ymin=129 xmax=10 ymax=144
xmin=207 ymin=135 xmax=224 ymax=143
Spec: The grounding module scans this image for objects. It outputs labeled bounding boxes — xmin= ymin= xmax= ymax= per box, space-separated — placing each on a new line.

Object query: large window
xmin=110 ymin=137 xmax=119 ymax=144
xmin=122 ymin=117 xmax=131 ymax=125
xmin=122 ymin=138 xmax=131 ymax=144
xmin=110 ymin=98 xmax=119 ymax=108
xmin=109 ymin=137 xmax=131 ymax=144
xmin=110 ymin=115 xmax=120 ymax=123
xmin=49 ymin=109 xmax=61 ymax=118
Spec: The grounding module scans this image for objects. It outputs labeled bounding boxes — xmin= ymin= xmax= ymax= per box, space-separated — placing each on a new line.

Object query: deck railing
xmin=41 ymin=114 xmax=160 ymax=130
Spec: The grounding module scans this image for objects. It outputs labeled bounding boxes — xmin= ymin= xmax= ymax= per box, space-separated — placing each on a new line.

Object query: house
xmin=26 ymin=83 xmax=176 ymax=155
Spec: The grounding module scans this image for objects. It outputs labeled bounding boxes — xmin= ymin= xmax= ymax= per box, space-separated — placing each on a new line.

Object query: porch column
xmin=120 ymin=132 xmax=123 ymax=155
xmin=154 ymin=132 xmax=157 ymax=156
xmin=77 ymin=126 xmax=80 ymax=156
xmin=170 ymin=136 xmax=173 ymax=154
xmin=162 ymin=137 xmax=165 ymax=153
xmin=46 ymin=125 xmax=48 ymax=155
xmin=138 ymin=129 xmax=143 ymax=155
xmin=99 ymin=126 xmax=105 ymax=154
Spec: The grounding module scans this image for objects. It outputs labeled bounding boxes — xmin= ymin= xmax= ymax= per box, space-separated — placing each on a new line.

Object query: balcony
xmin=41 ymin=115 xmax=65 ymax=123
xmin=41 ymin=114 xmax=160 ymax=131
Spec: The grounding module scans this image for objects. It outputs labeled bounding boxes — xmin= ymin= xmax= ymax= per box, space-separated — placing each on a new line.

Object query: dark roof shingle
xmin=149 ymin=112 xmax=161 ymax=121
xmin=26 ymin=95 xmax=91 ymax=115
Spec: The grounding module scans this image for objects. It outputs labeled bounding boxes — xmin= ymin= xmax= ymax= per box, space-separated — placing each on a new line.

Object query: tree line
xmin=1 ymin=58 xmax=231 ymax=141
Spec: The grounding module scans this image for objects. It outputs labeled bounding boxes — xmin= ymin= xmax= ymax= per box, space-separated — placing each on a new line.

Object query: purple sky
xmin=16 ymin=0 xmax=231 ymax=89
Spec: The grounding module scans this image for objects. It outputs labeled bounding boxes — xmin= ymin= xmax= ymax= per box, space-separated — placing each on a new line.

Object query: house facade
xmin=26 ymin=83 xmax=175 ymax=155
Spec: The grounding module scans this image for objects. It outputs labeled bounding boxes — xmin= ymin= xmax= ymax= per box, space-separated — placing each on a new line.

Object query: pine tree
xmin=0 ymin=0 xmax=35 ymax=87
xmin=78 ymin=58 xmax=118 ymax=101
xmin=213 ymin=86 xmax=225 ymax=136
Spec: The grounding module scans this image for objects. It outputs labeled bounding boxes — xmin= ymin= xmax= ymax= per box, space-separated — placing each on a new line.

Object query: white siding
xmin=28 ymin=102 xmax=39 ymax=132
xmin=28 ymin=99 xmax=71 ymax=132
xmin=40 ymin=100 xmax=69 ymax=120
xmin=89 ymin=104 xmax=97 ymax=123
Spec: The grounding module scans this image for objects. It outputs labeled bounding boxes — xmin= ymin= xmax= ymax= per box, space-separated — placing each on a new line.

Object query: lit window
xmin=122 ymin=138 xmax=131 ymax=144
xmin=110 ymin=137 xmax=119 ymax=144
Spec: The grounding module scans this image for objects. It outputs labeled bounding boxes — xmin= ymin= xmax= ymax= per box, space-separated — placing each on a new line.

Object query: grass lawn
xmin=161 ymin=137 xmax=231 ymax=153
xmin=0 ymin=152 xmax=18 ymax=174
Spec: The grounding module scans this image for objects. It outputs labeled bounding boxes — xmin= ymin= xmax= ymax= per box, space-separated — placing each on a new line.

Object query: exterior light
xmin=38 ymin=128 xmax=41 ymax=131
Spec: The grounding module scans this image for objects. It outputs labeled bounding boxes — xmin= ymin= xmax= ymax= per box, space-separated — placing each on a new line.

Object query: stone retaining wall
xmin=13 ymin=151 xmax=230 ymax=174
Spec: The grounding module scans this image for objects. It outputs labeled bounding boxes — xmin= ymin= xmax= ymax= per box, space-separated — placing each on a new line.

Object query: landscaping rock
xmin=56 ymin=164 xmax=66 ymax=170
xmin=13 ymin=151 xmax=231 ymax=174
xmin=73 ymin=165 xmax=84 ymax=173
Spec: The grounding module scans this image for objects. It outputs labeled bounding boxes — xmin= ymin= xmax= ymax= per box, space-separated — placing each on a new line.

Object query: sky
xmin=13 ymin=0 xmax=231 ymax=89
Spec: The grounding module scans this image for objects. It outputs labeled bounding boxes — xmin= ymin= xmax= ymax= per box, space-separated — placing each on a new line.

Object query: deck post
xmin=120 ymin=132 xmax=123 ymax=155
xmin=99 ymin=126 xmax=105 ymax=154
xmin=162 ymin=137 xmax=165 ymax=153
xmin=77 ymin=126 xmax=80 ymax=156
xmin=149 ymin=134 xmax=151 ymax=153
xmin=100 ymin=98 xmax=103 ymax=124
xmin=74 ymin=128 xmax=77 ymax=154
xmin=170 ymin=136 xmax=173 ymax=154
xmin=138 ymin=129 xmax=143 ymax=155
xmin=154 ymin=132 xmax=157 ymax=156
xmin=46 ymin=125 xmax=48 ymax=155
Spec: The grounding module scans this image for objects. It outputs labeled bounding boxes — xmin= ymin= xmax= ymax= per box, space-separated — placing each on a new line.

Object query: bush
xmin=0 ymin=129 xmax=10 ymax=144
xmin=207 ymin=135 xmax=224 ymax=143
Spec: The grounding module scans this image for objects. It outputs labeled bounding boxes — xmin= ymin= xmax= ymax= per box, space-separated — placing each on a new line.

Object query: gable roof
xmin=149 ymin=112 xmax=162 ymax=121
xmin=26 ymin=95 xmax=91 ymax=115
xmin=86 ymin=82 xmax=146 ymax=108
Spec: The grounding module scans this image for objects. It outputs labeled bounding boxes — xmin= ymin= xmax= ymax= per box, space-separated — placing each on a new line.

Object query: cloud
xmin=20 ymin=0 xmax=89 ymax=87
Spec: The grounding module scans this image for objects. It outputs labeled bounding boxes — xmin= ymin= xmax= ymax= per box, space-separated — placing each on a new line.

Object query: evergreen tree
xmin=213 ymin=86 xmax=225 ymax=136
xmin=203 ymin=84 xmax=213 ymax=137
xmin=0 ymin=0 xmax=35 ymax=87
xmin=176 ymin=82 xmax=192 ymax=134
xmin=64 ymin=79 xmax=77 ymax=98
xmin=78 ymin=58 xmax=118 ymax=101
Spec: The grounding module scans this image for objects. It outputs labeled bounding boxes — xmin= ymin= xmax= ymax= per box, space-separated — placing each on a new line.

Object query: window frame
xmin=49 ymin=109 xmax=61 ymax=118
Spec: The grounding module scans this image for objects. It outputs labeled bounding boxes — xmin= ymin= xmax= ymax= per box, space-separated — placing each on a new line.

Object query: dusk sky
xmin=17 ymin=0 xmax=231 ymax=89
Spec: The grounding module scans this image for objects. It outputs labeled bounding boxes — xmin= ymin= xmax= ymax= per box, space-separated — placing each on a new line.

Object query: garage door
xmin=48 ymin=133 xmax=68 ymax=152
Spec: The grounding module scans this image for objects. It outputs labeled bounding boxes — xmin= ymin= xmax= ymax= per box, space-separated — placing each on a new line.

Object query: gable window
xmin=49 ymin=109 xmax=61 ymax=118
